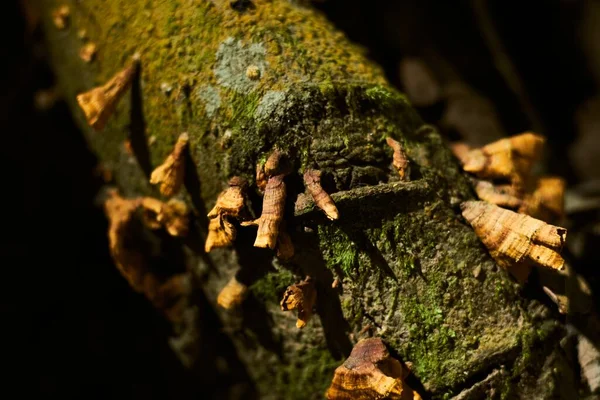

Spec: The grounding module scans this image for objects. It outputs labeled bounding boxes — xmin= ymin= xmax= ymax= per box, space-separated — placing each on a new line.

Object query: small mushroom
xmin=76 ymin=56 xmax=139 ymax=130
xmin=326 ymin=337 xmax=422 ymax=400
xmin=385 ymin=137 xmax=410 ymax=180
xmin=303 ymin=169 xmax=339 ymax=220
xmin=461 ymin=200 xmax=567 ymax=282
xmin=280 ymin=276 xmax=316 ymax=328
xmin=217 ymin=276 xmax=248 ymax=310
xmin=150 ymin=132 xmax=189 ymax=197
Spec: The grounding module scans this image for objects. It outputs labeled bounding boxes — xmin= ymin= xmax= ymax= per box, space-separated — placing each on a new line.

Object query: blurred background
xmin=3 ymin=0 xmax=599 ymax=397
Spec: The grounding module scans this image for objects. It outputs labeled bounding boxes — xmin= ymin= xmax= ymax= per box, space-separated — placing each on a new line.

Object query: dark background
xmin=2 ymin=0 xmax=598 ymax=397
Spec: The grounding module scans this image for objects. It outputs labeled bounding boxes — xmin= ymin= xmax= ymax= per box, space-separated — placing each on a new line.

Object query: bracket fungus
xmin=217 ymin=276 xmax=248 ymax=310
xmin=205 ymin=215 xmax=236 ymax=253
xmin=303 ymin=169 xmax=339 ymax=220
xmin=79 ymin=42 xmax=97 ymax=63
xmin=103 ymin=191 xmax=189 ymax=322
xmin=52 ymin=5 xmax=70 ymax=29
xmin=141 ymin=197 xmax=190 ymax=237
xmin=459 ymin=132 xmax=545 ymax=189
xmin=207 ymin=176 xmax=248 ymax=219
xmin=519 ymin=176 xmax=566 ymax=221
xmin=150 ymin=132 xmax=189 ymax=197
xmin=461 ymin=201 xmax=567 ymax=282
xmin=76 ymin=57 xmax=139 ymax=131
xmin=385 ymin=137 xmax=410 ymax=181
xmin=474 ymin=180 xmax=523 ymax=209
xmin=280 ymin=276 xmax=316 ymax=328
xmin=276 ymin=227 xmax=295 ymax=260
xmin=326 ymin=338 xmax=422 ymax=400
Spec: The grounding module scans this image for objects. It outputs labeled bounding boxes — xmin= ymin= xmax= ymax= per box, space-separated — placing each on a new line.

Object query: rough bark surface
xmin=38 ymin=0 xmax=577 ymax=398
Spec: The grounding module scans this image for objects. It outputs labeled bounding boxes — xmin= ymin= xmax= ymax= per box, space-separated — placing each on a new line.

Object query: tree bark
xmin=37 ymin=0 xmax=578 ymax=398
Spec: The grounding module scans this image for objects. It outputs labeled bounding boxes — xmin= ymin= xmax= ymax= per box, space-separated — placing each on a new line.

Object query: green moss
xmin=249 ymin=269 xmax=295 ymax=304
xmin=318 ymin=225 xmax=358 ymax=276
xmin=270 ymin=345 xmax=340 ymax=400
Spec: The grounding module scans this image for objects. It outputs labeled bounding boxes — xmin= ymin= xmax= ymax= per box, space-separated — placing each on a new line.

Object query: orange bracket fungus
xmin=205 ymin=215 xmax=236 ymax=253
xmin=280 ymin=276 xmax=317 ymax=328
xmin=460 ymin=132 xmax=545 ymax=189
xmin=141 ymin=197 xmax=189 ymax=237
xmin=217 ymin=277 xmax=248 ymax=310
xmin=474 ymin=180 xmax=523 ymax=209
xmin=79 ymin=42 xmax=97 ymax=63
xmin=76 ymin=56 xmax=139 ymax=131
xmin=207 ymin=176 xmax=248 ymax=219
xmin=303 ymin=169 xmax=339 ymax=220
xmin=52 ymin=5 xmax=70 ymax=29
xmin=149 ymin=132 xmax=189 ymax=197
xmin=244 ymin=174 xmax=286 ymax=249
xmin=205 ymin=176 xmax=248 ymax=252
xmin=276 ymin=226 xmax=295 ymax=261
xmin=385 ymin=137 xmax=410 ymax=180
xmin=326 ymin=337 xmax=422 ymax=400
xmin=519 ymin=176 xmax=566 ymax=221
xmin=103 ymin=190 xmax=189 ymax=322
xmin=461 ymin=200 xmax=567 ymax=282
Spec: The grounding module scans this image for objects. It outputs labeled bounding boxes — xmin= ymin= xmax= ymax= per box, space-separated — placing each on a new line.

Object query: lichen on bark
xmin=38 ymin=0 xmax=577 ymax=398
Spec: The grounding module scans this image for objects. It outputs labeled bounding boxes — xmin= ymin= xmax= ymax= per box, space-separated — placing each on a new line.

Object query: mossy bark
xmin=37 ymin=0 xmax=577 ymax=398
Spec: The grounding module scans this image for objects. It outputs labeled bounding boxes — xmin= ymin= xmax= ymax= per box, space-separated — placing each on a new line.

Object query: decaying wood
xmin=303 ymin=169 xmax=339 ymax=220
xmin=461 ymin=201 xmax=567 ymax=278
xmin=326 ymin=337 xmax=422 ymax=400
xmin=149 ymin=132 xmax=189 ymax=197
xmin=76 ymin=57 xmax=138 ymax=131
xmin=280 ymin=276 xmax=316 ymax=328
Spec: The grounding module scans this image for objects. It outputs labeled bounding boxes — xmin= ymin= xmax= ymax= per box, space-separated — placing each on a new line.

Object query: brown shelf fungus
xmin=303 ymin=169 xmax=339 ymax=220
xmin=205 ymin=215 xmax=236 ymax=253
xmin=326 ymin=337 xmax=422 ymax=400
xmin=460 ymin=132 xmax=545 ymax=189
xmin=76 ymin=56 xmax=139 ymax=131
xmin=141 ymin=197 xmax=190 ymax=237
xmin=519 ymin=176 xmax=566 ymax=221
xmin=52 ymin=5 xmax=70 ymax=30
xmin=217 ymin=276 xmax=248 ymax=310
xmin=461 ymin=201 xmax=567 ymax=282
xmin=474 ymin=180 xmax=523 ymax=209
xmin=242 ymin=174 xmax=286 ymax=249
xmin=280 ymin=276 xmax=316 ymax=328
xmin=79 ymin=42 xmax=97 ymax=63
xmin=207 ymin=176 xmax=248 ymax=219
xmin=385 ymin=137 xmax=410 ymax=181
xmin=149 ymin=132 xmax=189 ymax=197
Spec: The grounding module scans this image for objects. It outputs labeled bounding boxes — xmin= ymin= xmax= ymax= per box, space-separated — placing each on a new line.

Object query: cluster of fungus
xmin=326 ymin=338 xmax=422 ymax=400
xmin=452 ymin=132 xmax=568 ymax=285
